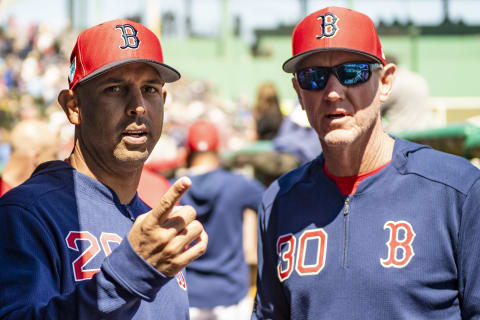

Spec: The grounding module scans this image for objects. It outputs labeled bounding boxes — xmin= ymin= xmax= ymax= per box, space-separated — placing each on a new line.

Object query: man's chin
xmin=322 ymin=130 xmax=357 ymax=146
xmin=113 ymin=151 xmax=149 ymax=166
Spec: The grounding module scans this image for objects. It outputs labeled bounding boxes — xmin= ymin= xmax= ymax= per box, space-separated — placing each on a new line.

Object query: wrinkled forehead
xmin=297 ymin=50 xmax=378 ymax=70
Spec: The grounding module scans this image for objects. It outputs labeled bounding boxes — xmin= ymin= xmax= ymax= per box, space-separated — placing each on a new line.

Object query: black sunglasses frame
xmin=296 ymin=62 xmax=383 ymax=91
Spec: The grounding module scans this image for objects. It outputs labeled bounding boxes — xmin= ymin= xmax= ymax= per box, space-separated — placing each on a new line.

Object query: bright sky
xmin=1 ymin=0 xmax=479 ymax=41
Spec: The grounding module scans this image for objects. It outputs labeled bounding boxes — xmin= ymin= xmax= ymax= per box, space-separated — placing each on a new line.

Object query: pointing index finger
xmin=151 ymin=176 xmax=191 ymax=223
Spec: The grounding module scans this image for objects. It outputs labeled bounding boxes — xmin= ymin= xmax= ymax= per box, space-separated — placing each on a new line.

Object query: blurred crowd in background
xmin=0 ymin=17 xmax=73 ymax=164
xmin=6 ymin=11 xmax=471 ymax=194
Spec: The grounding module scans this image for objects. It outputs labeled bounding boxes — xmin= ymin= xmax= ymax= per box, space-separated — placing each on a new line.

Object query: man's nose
xmin=129 ymin=105 xmax=146 ymax=116
xmin=324 ymin=75 xmax=345 ymax=102
xmin=127 ymin=88 xmax=146 ymax=116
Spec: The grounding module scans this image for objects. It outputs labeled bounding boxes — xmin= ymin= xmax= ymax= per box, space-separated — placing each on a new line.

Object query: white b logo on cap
xmin=316 ymin=13 xmax=339 ymax=39
xmin=115 ymin=24 xmax=141 ymax=49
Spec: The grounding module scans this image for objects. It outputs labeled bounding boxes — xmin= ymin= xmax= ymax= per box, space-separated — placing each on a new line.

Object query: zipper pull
xmin=343 ymin=197 xmax=350 ymax=216
xmin=126 ymin=206 xmax=135 ymax=221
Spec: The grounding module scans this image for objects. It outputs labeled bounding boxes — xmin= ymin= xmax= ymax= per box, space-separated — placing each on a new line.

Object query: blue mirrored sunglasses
xmin=296 ymin=62 xmax=382 ymax=91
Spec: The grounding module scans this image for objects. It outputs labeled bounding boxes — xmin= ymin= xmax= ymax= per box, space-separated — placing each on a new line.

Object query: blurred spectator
xmin=0 ymin=28 xmax=13 ymax=57
xmin=0 ymin=118 xmax=59 ymax=194
xmin=222 ymin=82 xmax=300 ymax=187
xmin=252 ymin=82 xmax=284 ymax=140
xmin=2 ymin=55 xmax=18 ymax=88
xmin=273 ymin=104 xmax=322 ymax=165
xmin=381 ymin=53 xmax=439 ymax=134
xmin=175 ymin=120 xmax=265 ymax=320
xmin=224 ymin=84 xmax=320 ymax=185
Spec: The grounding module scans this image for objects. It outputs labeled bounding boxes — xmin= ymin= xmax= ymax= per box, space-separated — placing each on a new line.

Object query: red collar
xmin=324 ymin=161 xmax=391 ymax=195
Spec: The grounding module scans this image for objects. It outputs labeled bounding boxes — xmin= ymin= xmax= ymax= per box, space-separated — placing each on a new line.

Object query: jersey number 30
xmin=277 ymin=228 xmax=328 ymax=282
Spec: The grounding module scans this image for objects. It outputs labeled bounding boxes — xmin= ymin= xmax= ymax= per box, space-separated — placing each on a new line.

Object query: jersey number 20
xmin=66 ymin=231 xmax=122 ymax=281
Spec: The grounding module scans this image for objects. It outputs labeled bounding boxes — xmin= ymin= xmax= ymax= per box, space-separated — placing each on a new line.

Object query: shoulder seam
xmin=403 ymin=170 xmax=479 ymax=196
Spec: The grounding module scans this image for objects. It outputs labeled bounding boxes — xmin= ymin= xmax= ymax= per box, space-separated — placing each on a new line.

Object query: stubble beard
xmin=113 ymin=141 xmax=151 ymax=167
xmin=321 ymin=126 xmax=360 ymax=147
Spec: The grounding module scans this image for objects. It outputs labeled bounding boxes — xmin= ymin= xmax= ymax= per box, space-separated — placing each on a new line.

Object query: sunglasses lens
xmin=297 ymin=67 xmax=328 ymax=90
xmin=297 ymin=63 xmax=377 ymax=91
xmin=337 ymin=63 xmax=371 ymax=85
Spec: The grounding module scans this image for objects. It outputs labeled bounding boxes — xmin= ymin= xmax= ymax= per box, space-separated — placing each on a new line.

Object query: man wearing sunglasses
xmin=253 ymin=6 xmax=480 ymax=319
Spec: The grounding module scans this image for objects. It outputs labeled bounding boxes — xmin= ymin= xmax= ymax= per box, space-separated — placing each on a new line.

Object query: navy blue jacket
xmin=0 ymin=161 xmax=189 ymax=319
xmin=178 ymin=169 xmax=265 ymax=308
xmin=253 ymin=138 xmax=480 ymax=319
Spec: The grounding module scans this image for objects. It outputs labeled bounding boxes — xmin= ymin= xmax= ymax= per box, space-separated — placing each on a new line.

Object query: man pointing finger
xmin=0 ymin=19 xmax=207 ymax=319
xmin=130 ymin=177 xmax=208 ymax=277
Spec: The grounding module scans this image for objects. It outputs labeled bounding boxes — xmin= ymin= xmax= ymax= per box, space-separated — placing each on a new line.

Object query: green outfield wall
xmin=162 ymin=35 xmax=480 ymax=103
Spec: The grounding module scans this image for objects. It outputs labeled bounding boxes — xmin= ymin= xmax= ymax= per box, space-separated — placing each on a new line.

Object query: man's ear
xmin=292 ymin=77 xmax=305 ymax=110
xmin=379 ymin=63 xmax=396 ymax=103
xmin=162 ymin=86 xmax=167 ymax=104
xmin=58 ymin=89 xmax=81 ymax=125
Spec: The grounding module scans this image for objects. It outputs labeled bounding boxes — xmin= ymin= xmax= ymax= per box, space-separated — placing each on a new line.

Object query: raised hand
xmin=128 ymin=177 xmax=208 ymax=277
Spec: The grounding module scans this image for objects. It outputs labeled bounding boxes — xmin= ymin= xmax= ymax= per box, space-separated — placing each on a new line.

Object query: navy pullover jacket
xmin=253 ymin=138 xmax=480 ymax=319
xmin=0 ymin=161 xmax=189 ymax=319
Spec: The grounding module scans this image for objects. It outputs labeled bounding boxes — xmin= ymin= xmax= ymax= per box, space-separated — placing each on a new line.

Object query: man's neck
xmin=322 ymin=129 xmax=395 ymax=177
xmin=188 ymin=152 xmax=219 ymax=174
xmin=68 ymin=141 xmax=142 ymax=205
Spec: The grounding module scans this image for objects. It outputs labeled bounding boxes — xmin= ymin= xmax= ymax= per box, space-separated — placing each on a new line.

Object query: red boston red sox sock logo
xmin=380 ymin=221 xmax=416 ymax=268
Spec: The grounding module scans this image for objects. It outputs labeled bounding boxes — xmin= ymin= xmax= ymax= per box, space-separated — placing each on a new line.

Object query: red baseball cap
xmin=186 ymin=120 xmax=219 ymax=152
xmin=283 ymin=6 xmax=386 ymax=73
xmin=68 ymin=19 xmax=180 ymax=89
